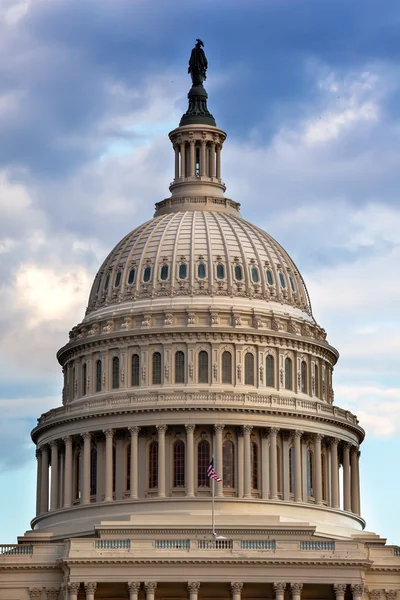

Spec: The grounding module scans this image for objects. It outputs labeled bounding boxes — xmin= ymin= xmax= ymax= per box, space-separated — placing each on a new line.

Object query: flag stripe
xmin=207 ymin=458 xmax=222 ymax=482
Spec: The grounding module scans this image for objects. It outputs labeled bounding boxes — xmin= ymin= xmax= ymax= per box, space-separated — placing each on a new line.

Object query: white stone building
xmin=1 ymin=42 xmax=399 ymax=600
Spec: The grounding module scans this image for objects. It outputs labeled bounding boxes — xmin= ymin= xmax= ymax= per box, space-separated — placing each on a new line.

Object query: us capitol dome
xmin=1 ymin=40 xmax=399 ymax=600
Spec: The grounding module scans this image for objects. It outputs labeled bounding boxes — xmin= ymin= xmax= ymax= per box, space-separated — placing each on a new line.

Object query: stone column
xmin=294 ymin=430 xmax=303 ymax=502
xmin=261 ymin=430 xmax=269 ymax=499
xmin=35 ymin=449 xmax=42 ymax=516
xmin=273 ymin=583 xmax=286 ymax=600
xmin=200 ymin=139 xmax=207 ymax=176
xmin=128 ymin=583 xmax=140 ymax=600
xmin=243 ymin=425 xmax=253 ymax=498
xmin=84 ymin=583 xmax=97 ymax=600
xmin=63 ymin=436 xmax=73 ymax=507
xmin=82 ymin=432 xmax=91 ymax=505
xmin=314 ymin=434 xmax=323 ymax=505
xmin=157 ymin=425 xmax=167 ymax=498
xmin=189 ymin=138 xmax=195 ymax=177
xmin=282 ymin=432 xmax=290 ymax=501
xmin=104 ymin=429 xmax=114 ymax=502
xmin=129 ymin=427 xmax=140 ymax=500
xmin=180 ymin=142 xmax=186 ymax=178
xmin=343 ymin=442 xmax=351 ymax=511
xmin=174 ymin=144 xmax=180 ymax=179
xmin=67 ymin=583 xmax=80 ymax=600
xmin=356 ymin=450 xmax=361 ymax=515
xmin=351 ymin=584 xmax=364 ymax=600
xmin=216 ymin=144 xmax=221 ymax=179
xmin=231 ymin=583 xmax=243 ymax=600
xmin=214 ymin=424 xmax=224 ymax=497
xmin=50 ymin=441 xmax=59 ymax=510
xmin=270 ymin=428 xmax=279 ymax=500
xmin=291 ymin=583 xmax=303 ymax=600
xmin=144 ymin=582 xmax=157 ymax=600
xmin=351 ymin=446 xmax=359 ymax=514
xmin=237 ymin=428 xmax=244 ymax=498
xmin=330 ymin=438 xmax=340 ymax=508
xmin=40 ymin=445 xmax=49 ymax=513
xmin=188 ymin=582 xmax=200 ymax=600
xmin=333 ymin=584 xmax=346 ymax=600
xmin=185 ymin=424 xmax=195 ymax=498
xmin=210 ymin=141 xmax=216 ymax=177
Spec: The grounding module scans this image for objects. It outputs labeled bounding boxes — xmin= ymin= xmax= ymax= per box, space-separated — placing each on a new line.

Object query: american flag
xmin=207 ymin=457 xmax=222 ymax=482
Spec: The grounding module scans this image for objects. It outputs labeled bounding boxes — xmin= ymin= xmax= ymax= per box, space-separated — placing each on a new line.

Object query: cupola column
xmin=40 ymin=444 xmax=49 ymax=513
xmin=189 ymin=135 xmax=195 ymax=177
xmin=230 ymin=583 xmax=243 ymax=600
xmin=104 ymin=429 xmax=114 ymax=502
xmin=84 ymin=583 xmax=97 ymax=600
xmin=157 ymin=425 xmax=167 ymax=497
xmin=68 ymin=583 xmax=80 ymax=600
xmin=35 ymin=449 xmax=42 ymax=516
xmin=129 ymin=427 xmax=140 ymax=499
xmin=63 ymin=436 xmax=73 ymax=507
xmin=200 ymin=137 xmax=207 ymax=176
xmin=356 ymin=450 xmax=361 ymax=514
xmin=127 ymin=583 xmax=140 ymax=600
xmin=333 ymin=585 xmax=346 ymax=600
xmin=174 ymin=144 xmax=180 ymax=179
xmin=188 ymin=582 xmax=200 ymax=600
xmin=351 ymin=446 xmax=360 ymax=514
xmin=269 ymin=428 xmax=279 ymax=500
xmin=273 ymin=584 xmax=286 ymax=600
xmin=351 ymin=584 xmax=364 ymax=600
xmin=330 ymin=438 xmax=340 ymax=508
xmin=144 ymin=582 xmax=157 ymax=600
xmin=294 ymin=430 xmax=303 ymax=503
xmin=343 ymin=442 xmax=351 ymax=511
xmin=50 ymin=440 xmax=59 ymax=510
xmin=243 ymin=425 xmax=253 ymax=498
xmin=185 ymin=424 xmax=195 ymax=498
xmin=180 ymin=140 xmax=186 ymax=179
xmin=210 ymin=140 xmax=216 ymax=178
xmin=82 ymin=432 xmax=91 ymax=505
xmin=214 ymin=424 xmax=224 ymax=497
xmin=291 ymin=583 xmax=303 ymax=600
xmin=314 ymin=434 xmax=323 ymax=505
xmin=216 ymin=143 xmax=221 ymax=179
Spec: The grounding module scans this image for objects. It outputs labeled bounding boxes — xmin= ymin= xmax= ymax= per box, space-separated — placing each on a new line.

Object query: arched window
xmin=175 ymin=351 xmax=185 ymax=384
xmin=221 ymin=351 xmax=232 ymax=384
xmin=82 ymin=363 xmax=87 ymax=396
xmin=90 ymin=447 xmax=97 ymax=496
xmin=104 ymin=274 xmax=110 ymax=290
xmin=301 ymin=360 xmax=307 ymax=393
xmin=314 ymin=364 xmax=319 ymax=398
xmin=251 ymin=442 xmax=258 ymax=489
xmin=251 ymin=267 xmax=259 ymax=283
xmin=197 ymin=263 xmax=206 ymax=279
xmin=234 ymin=264 xmax=243 ymax=281
xmin=197 ymin=440 xmax=210 ymax=487
xmin=128 ymin=268 xmax=136 ymax=285
xmin=266 ymin=355 xmax=274 ymax=387
xmin=148 ymin=441 xmax=158 ymax=489
xmin=244 ymin=353 xmax=255 ymax=385
xmin=112 ymin=356 xmax=119 ymax=389
xmin=223 ymin=440 xmax=235 ymax=488
xmin=279 ymin=272 xmax=286 ymax=288
xmin=173 ymin=440 xmax=185 ymax=487
xmin=216 ymin=264 xmax=225 ymax=280
xmin=152 ymin=352 xmax=162 ymax=385
xmin=114 ymin=271 xmax=121 ymax=287
xmin=160 ymin=265 xmax=169 ymax=280
xmin=198 ymin=350 xmax=209 ymax=384
xmin=126 ymin=443 xmax=131 ymax=492
xmin=289 ymin=275 xmax=295 ymax=292
xmin=266 ymin=270 xmax=273 ymax=285
xmin=307 ymin=449 xmax=314 ymax=497
xmin=143 ymin=266 xmax=151 ymax=282
xmin=289 ymin=447 xmax=294 ymax=494
xmin=131 ymin=354 xmax=140 ymax=387
xmin=179 ymin=263 xmax=187 ymax=280
xmin=321 ymin=452 xmax=327 ymax=502
xmin=95 ymin=360 xmax=102 ymax=393
xmin=285 ymin=357 xmax=292 ymax=390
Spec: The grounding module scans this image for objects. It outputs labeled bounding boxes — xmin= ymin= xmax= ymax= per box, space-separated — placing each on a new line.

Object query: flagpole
xmin=211 ymin=463 xmax=215 ymax=536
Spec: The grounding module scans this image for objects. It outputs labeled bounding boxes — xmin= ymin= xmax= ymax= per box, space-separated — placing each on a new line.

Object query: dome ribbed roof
xmin=86 ymin=210 xmax=312 ymax=318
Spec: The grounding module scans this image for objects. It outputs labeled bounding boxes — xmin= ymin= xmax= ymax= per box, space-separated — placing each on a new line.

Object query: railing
xmin=154 ymin=540 xmax=189 ymax=550
xmin=198 ymin=539 xmax=233 ymax=550
xmin=94 ymin=539 xmax=131 ymax=549
xmin=394 ymin=547 xmax=400 ymax=556
xmin=0 ymin=545 xmax=33 ymax=555
xmin=240 ymin=540 xmax=276 ymax=550
xmin=300 ymin=541 xmax=335 ymax=551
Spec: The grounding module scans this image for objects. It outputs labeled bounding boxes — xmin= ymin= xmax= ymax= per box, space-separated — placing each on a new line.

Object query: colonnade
xmin=35 ymin=425 xmax=361 ymax=518
xmin=173 ymin=137 xmax=222 ymax=181
xmin=61 ymin=582 xmax=367 ymax=600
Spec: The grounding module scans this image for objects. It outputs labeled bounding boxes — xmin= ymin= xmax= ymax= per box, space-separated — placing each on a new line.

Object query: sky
xmin=0 ymin=0 xmax=400 ymax=543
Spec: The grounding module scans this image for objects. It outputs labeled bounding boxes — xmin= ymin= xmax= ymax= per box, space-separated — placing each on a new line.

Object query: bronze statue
xmin=188 ymin=39 xmax=208 ymax=86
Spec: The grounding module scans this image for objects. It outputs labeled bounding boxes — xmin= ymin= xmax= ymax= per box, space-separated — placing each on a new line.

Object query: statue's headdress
xmin=196 ymin=38 xmax=204 ymax=47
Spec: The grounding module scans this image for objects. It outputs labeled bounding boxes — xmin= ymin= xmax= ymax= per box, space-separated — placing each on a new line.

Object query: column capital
xmin=333 ymin=585 xmax=347 ymax=595
xmin=331 ymin=437 xmax=340 ymax=447
xmin=351 ymin=444 xmax=360 ymax=454
xmin=230 ymin=583 xmax=243 ymax=594
xmin=187 ymin=582 xmax=201 ymax=593
xmin=314 ymin=433 xmax=323 ymax=443
xmin=49 ymin=440 xmax=58 ymax=449
xmin=144 ymin=582 xmax=157 ymax=593
xmin=242 ymin=425 xmax=253 ymax=435
xmin=84 ymin=583 xmax=97 ymax=594
xmin=269 ymin=427 xmax=280 ymax=436
xmin=293 ymin=430 xmax=304 ymax=439
xmin=63 ymin=435 xmax=72 ymax=446
xmin=40 ymin=444 xmax=49 ymax=454
xmin=385 ymin=591 xmax=398 ymax=600
xmin=185 ymin=424 xmax=196 ymax=433
xmin=129 ymin=426 xmax=141 ymax=436
xmin=82 ymin=432 xmax=91 ymax=442
xmin=67 ymin=584 xmax=80 ymax=595
xmin=36 ymin=448 xmax=41 ymax=460
xmin=127 ymin=583 xmax=141 ymax=593
xmin=343 ymin=441 xmax=352 ymax=450
xmin=46 ymin=588 xmax=60 ymax=600
xmin=290 ymin=583 xmax=303 ymax=594
xmin=351 ymin=585 xmax=365 ymax=596
xmin=157 ymin=425 xmax=167 ymax=434
xmin=103 ymin=428 xmax=115 ymax=439
xmin=214 ymin=424 xmax=225 ymax=433
xmin=29 ymin=590 xmax=43 ymax=600
xmin=274 ymin=584 xmax=286 ymax=594
xmin=369 ymin=591 xmax=381 ymax=600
